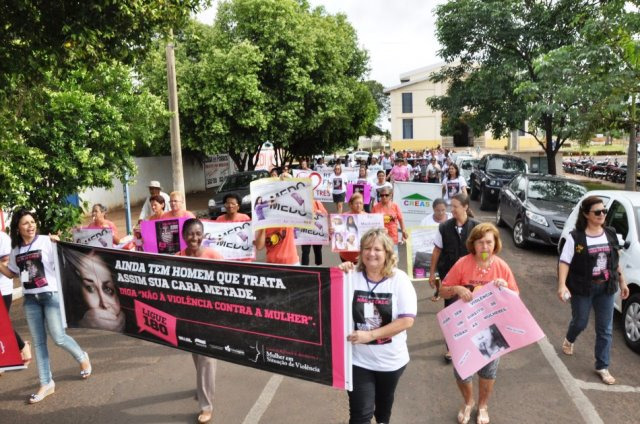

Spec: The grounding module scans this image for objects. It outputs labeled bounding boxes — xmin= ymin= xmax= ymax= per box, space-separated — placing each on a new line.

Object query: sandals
xmin=80 ymin=352 xmax=92 ymax=379
xmin=444 ymin=351 xmax=452 ymax=362
xmin=29 ymin=381 xmax=55 ymax=404
xmin=595 ymin=369 xmax=616 ymax=385
xmin=457 ymin=403 xmax=474 ymax=424
xmin=197 ymin=410 xmax=213 ymax=423
xmin=21 ymin=341 xmax=32 ymax=366
xmin=561 ymin=338 xmax=574 ymax=356
xmin=477 ymin=407 xmax=490 ymax=424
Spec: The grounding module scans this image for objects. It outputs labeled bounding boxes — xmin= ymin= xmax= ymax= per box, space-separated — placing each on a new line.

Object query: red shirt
xmin=372 ymin=202 xmax=404 ymax=244
xmin=265 ymin=227 xmax=299 ymax=265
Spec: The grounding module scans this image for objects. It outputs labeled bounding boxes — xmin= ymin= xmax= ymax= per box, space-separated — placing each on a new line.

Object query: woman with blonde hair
xmin=339 ymin=228 xmax=417 ymax=424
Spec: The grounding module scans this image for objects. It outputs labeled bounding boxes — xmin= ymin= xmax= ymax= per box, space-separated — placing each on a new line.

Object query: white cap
xmin=149 ymin=180 xmax=162 ymax=189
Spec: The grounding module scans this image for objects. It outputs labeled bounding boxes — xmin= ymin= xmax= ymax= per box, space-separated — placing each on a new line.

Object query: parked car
xmin=459 ymin=159 xmax=479 ymax=187
xmin=496 ymin=174 xmax=586 ymax=248
xmin=558 ymin=190 xmax=640 ymax=353
xmin=351 ymin=150 xmax=370 ymax=163
xmin=469 ymin=154 xmax=528 ymax=210
xmin=207 ymin=170 xmax=270 ymax=219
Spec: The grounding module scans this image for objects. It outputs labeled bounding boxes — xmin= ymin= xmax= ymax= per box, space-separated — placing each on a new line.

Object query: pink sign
xmin=140 ymin=217 xmax=188 ymax=254
xmin=437 ymin=284 xmax=545 ymax=380
xmin=345 ymin=182 xmax=371 ymax=204
xmin=134 ymin=299 xmax=178 ymax=346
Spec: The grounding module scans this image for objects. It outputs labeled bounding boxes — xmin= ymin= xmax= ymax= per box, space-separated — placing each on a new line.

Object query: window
xmin=606 ymin=201 xmax=629 ymax=239
xmin=402 ymin=119 xmax=413 ymax=139
xmin=402 ymin=93 xmax=413 ymax=114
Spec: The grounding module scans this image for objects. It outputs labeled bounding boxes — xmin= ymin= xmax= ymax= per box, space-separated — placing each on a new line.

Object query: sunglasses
xmin=590 ymin=208 xmax=608 ymax=216
xmin=379 ymin=194 xmax=390 ymax=197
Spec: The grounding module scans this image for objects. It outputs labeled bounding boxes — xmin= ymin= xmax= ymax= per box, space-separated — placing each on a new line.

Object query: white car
xmin=558 ymin=190 xmax=640 ymax=353
xmin=352 ymin=150 xmax=371 ymax=162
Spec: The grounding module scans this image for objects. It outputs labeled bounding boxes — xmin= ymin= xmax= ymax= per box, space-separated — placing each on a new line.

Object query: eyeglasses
xmin=379 ymin=194 xmax=390 ymax=197
xmin=590 ymin=208 xmax=608 ymax=216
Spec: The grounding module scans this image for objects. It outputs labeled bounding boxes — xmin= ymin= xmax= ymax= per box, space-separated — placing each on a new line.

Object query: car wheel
xmin=479 ymin=187 xmax=492 ymax=211
xmin=470 ymin=179 xmax=479 ymax=200
xmin=623 ymin=293 xmax=640 ymax=353
xmin=496 ymin=204 xmax=505 ymax=227
xmin=512 ymin=219 xmax=527 ymax=248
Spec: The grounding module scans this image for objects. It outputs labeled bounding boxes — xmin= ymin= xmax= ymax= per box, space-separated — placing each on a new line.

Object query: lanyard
xmin=363 ymin=272 xmax=387 ymax=296
xmin=19 ymin=235 xmax=38 ymax=255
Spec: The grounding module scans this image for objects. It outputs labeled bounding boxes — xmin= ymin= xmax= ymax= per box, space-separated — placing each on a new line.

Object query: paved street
xmin=2 ymin=193 xmax=639 ymax=423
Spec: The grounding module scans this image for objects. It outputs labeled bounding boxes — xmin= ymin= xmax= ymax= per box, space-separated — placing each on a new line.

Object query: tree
xmin=365 ymin=80 xmax=391 ymax=136
xmin=428 ymin=0 xmax=598 ymax=175
xmin=137 ymin=0 xmax=377 ymax=170
xmin=534 ymin=1 xmax=640 ymax=189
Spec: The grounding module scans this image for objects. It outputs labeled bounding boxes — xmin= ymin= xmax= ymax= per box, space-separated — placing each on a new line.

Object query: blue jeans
xmin=24 ymin=292 xmax=86 ymax=385
xmin=566 ymin=283 xmax=615 ymax=370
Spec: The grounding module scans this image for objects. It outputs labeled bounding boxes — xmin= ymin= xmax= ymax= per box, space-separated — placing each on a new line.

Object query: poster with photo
xmin=345 ymin=183 xmax=372 ymax=205
xmin=200 ymin=220 xmax=255 ymax=260
xmin=294 ymin=213 xmax=329 ymax=245
xmin=250 ymin=178 xmax=314 ymax=230
xmin=406 ymin=226 xmax=439 ymax=281
xmin=140 ymin=217 xmax=188 ymax=254
xmin=330 ymin=213 xmax=384 ymax=252
xmin=73 ymin=228 xmax=114 ymax=248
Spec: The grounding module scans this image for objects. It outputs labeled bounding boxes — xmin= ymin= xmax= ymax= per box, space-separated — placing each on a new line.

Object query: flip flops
xmin=457 ymin=403 xmax=474 ymax=424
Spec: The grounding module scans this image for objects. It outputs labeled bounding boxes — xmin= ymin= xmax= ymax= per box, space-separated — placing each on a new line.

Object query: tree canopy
xmin=428 ymin=0 xmax=598 ymax=175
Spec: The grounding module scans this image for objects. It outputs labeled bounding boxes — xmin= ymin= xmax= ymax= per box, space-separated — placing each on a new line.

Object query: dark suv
xmin=469 ymin=154 xmax=527 ymax=210
xmin=207 ymin=170 xmax=270 ymax=219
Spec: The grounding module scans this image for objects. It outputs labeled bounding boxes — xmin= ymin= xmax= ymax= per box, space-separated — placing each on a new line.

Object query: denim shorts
xmin=454 ymin=358 xmax=500 ymax=383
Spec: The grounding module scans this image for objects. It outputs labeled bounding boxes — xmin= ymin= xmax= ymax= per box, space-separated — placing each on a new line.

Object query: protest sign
xmin=73 ymin=228 xmax=113 ymax=248
xmin=406 ymin=226 xmax=439 ymax=280
xmin=250 ymin=178 xmax=314 ymax=231
xmin=330 ymin=213 xmax=384 ymax=252
xmin=392 ymin=182 xmax=442 ymax=228
xmin=437 ymin=284 xmax=545 ymax=380
xmin=57 ymin=242 xmax=352 ymax=389
xmin=0 ymin=300 xmax=26 ymax=371
xmin=293 ymin=169 xmax=331 ymax=202
xmin=140 ymin=218 xmax=189 ymax=254
xmin=294 ymin=213 xmax=329 ymax=245
xmin=345 ymin=183 xmax=372 ymax=205
xmin=200 ymin=220 xmax=255 ymax=260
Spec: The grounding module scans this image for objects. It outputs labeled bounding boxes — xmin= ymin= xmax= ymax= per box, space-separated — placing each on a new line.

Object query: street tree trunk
xmin=625 ymin=95 xmax=638 ymax=191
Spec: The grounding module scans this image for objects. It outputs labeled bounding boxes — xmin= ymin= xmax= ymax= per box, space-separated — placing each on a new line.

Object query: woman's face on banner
xmin=77 ymin=256 xmax=124 ymax=331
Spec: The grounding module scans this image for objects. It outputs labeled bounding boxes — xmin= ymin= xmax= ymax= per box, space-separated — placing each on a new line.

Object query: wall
xmin=80 ymin=155 xmax=206 ymax=210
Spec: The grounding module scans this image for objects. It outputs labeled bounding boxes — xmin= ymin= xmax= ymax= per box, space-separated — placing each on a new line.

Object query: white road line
xmin=242 ymin=374 xmax=284 ymax=424
xmin=537 ymin=337 xmax=604 ymax=424
xmin=577 ymin=379 xmax=640 ymax=393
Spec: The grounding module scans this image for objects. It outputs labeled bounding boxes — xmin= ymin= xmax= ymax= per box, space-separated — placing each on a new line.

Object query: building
xmin=384 ymin=63 xmax=540 ymax=153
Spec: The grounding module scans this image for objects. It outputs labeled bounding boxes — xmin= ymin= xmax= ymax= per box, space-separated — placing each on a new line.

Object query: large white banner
xmin=293 ymin=169 xmax=332 ymax=202
xmin=73 ymin=228 xmax=113 ymax=248
xmin=392 ymin=182 xmax=442 ymax=228
xmin=250 ymin=178 xmax=314 ymax=230
xmin=294 ymin=212 xmax=330 ymax=245
xmin=201 ymin=220 xmax=255 ymax=260
xmin=204 ymin=154 xmax=236 ymax=189
xmin=330 ymin=213 xmax=384 ymax=252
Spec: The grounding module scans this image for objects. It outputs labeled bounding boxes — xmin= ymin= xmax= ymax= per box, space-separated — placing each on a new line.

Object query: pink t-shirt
xmin=442 ymin=254 xmax=519 ymax=293
xmin=175 ymin=248 xmax=223 ymax=260
xmin=216 ymin=213 xmax=250 ymax=222
xmin=161 ymin=210 xmax=196 ymax=219
xmin=389 ymin=165 xmax=409 ymax=182
xmin=85 ymin=220 xmax=119 ymax=239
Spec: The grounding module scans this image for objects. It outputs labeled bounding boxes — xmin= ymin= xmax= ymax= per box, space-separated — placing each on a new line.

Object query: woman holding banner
xmin=331 ymin=164 xmax=347 ymax=213
xmin=439 ymin=223 xmax=519 ymax=424
xmin=86 ymin=203 xmax=121 ymax=244
xmin=146 ymin=195 xmax=167 ymax=221
xmin=162 ymin=191 xmax=196 ymax=220
xmin=557 ymin=196 xmax=629 ymax=385
xmin=338 ymin=228 xmax=417 ymax=424
xmin=0 ymin=209 xmax=92 ymax=403
xmin=429 ymin=193 xmax=478 ymax=362
xmin=301 ymin=199 xmax=327 ymax=266
xmin=336 ymin=193 xmax=367 ymax=264
xmin=176 ymin=218 xmax=223 ymax=424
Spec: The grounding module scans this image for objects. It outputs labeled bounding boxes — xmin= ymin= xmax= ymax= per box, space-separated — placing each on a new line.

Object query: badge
xmin=364 ymin=302 xmax=374 ymax=319
xmin=21 ymin=269 xmax=30 ymax=283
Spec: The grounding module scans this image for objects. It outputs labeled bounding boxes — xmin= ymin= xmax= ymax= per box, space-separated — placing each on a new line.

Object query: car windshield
xmin=527 ymin=180 xmax=587 ymax=203
xmin=486 ymin=157 xmax=527 ymax=172
xmin=219 ymin=173 xmax=262 ymax=191
xmin=460 ymin=160 xmax=478 ymax=170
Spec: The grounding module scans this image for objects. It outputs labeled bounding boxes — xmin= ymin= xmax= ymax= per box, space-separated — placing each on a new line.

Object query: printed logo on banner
xmin=134 ymin=299 xmax=178 ymax=346
xmin=402 ymin=193 xmax=433 ymax=208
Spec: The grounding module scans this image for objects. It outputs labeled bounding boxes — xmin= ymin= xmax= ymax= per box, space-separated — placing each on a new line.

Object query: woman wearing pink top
xmin=161 ymin=191 xmax=196 ymax=219
xmin=86 ymin=204 xmax=120 ymax=244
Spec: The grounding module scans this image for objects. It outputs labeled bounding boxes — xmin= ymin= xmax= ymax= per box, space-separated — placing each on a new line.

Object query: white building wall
xmin=80 ymin=155 xmax=206 ymax=210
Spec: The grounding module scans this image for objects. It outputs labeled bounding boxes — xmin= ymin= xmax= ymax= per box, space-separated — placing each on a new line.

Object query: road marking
xmin=242 ymin=374 xmax=284 ymax=424
xmin=537 ymin=337 xmax=604 ymax=424
xmin=577 ymin=379 xmax=640 ymax=393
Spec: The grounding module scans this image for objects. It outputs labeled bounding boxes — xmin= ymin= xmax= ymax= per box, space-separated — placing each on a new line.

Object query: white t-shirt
xmin=331 ymin=174 xmax=346 ymax=194
xmin=420 ymin=212 xmax=453 ymax=227
xmin=368 ymin=163 xmax=383 ymax=174
xmin=8 ymin=235 xmax=59 ymax=294
xmin=0 ymin=231 xmax=13 ymax=296
xmin=560 ymin=231 xmax=612 ymax=282
xmin=372 ymin=181 xmax=392 ymax=203
xmin=351 ymin=269 xmax=417 ymax=372
xmin=443 ymin=176 xmax=467 ymax=202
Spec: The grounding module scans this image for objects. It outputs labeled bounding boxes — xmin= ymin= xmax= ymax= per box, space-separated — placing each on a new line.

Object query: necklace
xmin=475 ymin=257 xmax=494 ymax=276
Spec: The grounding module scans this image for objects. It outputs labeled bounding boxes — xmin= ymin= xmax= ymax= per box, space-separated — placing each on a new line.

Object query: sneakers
xmin=595 ymin=369 xmax=616 ymax=385
xmin=561 ymin=338 xmax=574 ymax=355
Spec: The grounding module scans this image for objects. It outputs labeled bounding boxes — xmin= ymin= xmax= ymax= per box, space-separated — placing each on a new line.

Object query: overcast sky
xmin=195 ymin=0 xmax=446 ymax=88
